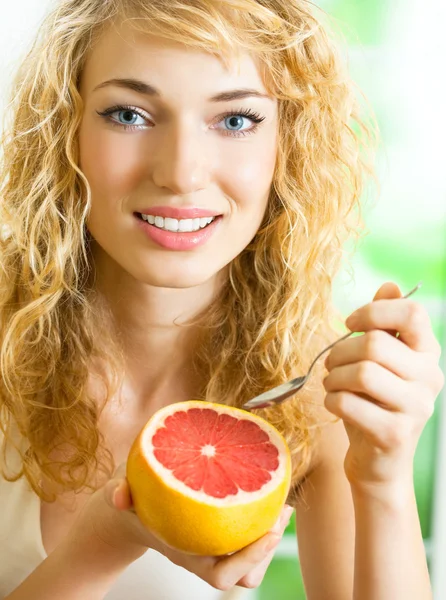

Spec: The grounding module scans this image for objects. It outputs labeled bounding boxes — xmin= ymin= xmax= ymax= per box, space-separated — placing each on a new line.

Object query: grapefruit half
xmin=127 ymin=400 xmax=291 ymax=556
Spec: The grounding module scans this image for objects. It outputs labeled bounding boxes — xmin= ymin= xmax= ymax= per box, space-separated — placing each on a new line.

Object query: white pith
xmin=201 ymin=444 xmax=216 ymax=457
xmin=142 ymin=401 xmax=288 ymax=507
xmin=140 ymin=214 xmax=216 ymax=232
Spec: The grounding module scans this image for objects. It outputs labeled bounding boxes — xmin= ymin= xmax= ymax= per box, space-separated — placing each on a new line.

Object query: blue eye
xmin=96 ymin=105 xmax=149 ymax=130
xmin=118 ymin=110 xmax=142 ymax=125
xmin=115 ymin=109 xmax=146 ymax=127
xmin=215 ymin=110 xmax=266 ymax=137
xmin=224 ymin=115 xmax=247 ymax=131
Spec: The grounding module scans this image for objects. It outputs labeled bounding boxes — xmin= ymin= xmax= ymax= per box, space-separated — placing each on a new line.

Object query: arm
xmin=5 ymin=536 xmax=143 ymax=600
xmin=5 ymin=496 xmax=146 ymax=600
xmin=294 ymin=416 xmax=430 ymax=600
xmin=295 ymin=282 xmax=443 ymax=600
xmin=351 ymin=480 xmax=430 ymax=600
xmin=294 ymin=417 xmax=355 ymax=599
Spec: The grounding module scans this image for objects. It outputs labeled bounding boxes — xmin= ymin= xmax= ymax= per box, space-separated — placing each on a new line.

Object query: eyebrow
xmin=92 ymin=78 xmax=272 ymax=102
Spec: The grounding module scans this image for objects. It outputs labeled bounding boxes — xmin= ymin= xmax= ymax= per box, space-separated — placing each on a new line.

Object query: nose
xmin=151 ymin=121 xmax=211 ymax=195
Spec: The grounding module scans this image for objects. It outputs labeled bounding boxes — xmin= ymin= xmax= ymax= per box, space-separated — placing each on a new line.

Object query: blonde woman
xmin=0 ymin=1 xmax=443 ymax=599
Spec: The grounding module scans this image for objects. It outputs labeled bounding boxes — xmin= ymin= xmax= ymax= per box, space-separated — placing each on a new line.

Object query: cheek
xmin=78 ymin=124 xmax=145 ymax=205
xmin=218 ymin=138 xmax=277 ymax=216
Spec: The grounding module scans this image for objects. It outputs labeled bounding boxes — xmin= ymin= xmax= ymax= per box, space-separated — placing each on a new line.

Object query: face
xmin=78 ymin=21 xmax=278 ymax=289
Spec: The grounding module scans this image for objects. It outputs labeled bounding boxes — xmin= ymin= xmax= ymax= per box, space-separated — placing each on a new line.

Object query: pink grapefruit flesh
xmin=152 ymin=408 xmax=280 ymax=498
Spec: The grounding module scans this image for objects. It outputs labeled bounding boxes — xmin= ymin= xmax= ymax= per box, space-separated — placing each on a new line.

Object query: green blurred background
xmin=257 ymin=0 xmax=446 ymax=597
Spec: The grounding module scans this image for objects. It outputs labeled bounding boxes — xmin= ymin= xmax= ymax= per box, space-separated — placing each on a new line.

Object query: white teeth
xmin=178 ymin=219 xmax=193 ymax=232
xmin=140 ymin=214 xmax=216 ymax=232
xmin=164 ymin=217 xmax=179 ymax=232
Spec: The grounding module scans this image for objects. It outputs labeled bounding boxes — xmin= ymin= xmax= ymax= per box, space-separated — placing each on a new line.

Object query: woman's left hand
xmin=323 ymin=281 xmax=444 ymax=493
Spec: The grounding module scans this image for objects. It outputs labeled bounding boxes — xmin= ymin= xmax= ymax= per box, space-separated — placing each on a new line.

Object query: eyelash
xmin=96 ymin=104 xmax=266 ymax=137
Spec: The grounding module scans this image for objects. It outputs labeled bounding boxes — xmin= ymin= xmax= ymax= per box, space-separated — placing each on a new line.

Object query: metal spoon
xmin=242 ymin=282 xmax=422 ymax=410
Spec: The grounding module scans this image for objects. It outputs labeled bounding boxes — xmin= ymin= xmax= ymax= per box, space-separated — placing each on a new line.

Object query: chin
xmin=131 ymin=260 xmax=224 ymax=290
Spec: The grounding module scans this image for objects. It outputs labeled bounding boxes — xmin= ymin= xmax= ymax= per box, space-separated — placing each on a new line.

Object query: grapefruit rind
xmin=127 ymin=401 xmax=292 ymax=556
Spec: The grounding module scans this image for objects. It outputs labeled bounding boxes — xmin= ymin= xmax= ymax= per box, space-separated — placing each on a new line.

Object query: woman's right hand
xmin=72 ymin=463 xmax=294 ymax=592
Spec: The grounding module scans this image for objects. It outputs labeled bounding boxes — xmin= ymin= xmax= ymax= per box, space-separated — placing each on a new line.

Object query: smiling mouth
xmin=135 ymin=212 xmax=222 ymax=233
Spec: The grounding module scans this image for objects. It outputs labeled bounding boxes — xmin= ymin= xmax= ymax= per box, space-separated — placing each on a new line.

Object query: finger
xmin=103 ymin=478 xmax=133 ymax=511
xmin=272 ymin=505 xmax=294 ymax=533
xmin=268 ymin=505 xmax=294 ymax=539
xmin=323 ymin=361 xmax=410 ymax=412
xmin=236 ymin=547 xmax=277 ymax=588
xmin=115 ymin=479 xmax=134 ymax=511
xmin=345 ymin=298 xmax=440 ymax=355
xmin=236 ymin=506 xmax=293 ymax=589
xmin=181 ymin=506 xmax=292 ymax=590
xmin=372 ymin=281 xmax=403 ymax=336
xmin=371 ymin=281 xmax=402 ymax=302
xmin=324 ymin=390 xmax=403 ymax=451
xmin=175 ymin=528 xmax=281 ymax=591
xmin=211 ymin=530 xmax=281 ymax=590
xmin=324 ymin=330 xmax=431 ymax=383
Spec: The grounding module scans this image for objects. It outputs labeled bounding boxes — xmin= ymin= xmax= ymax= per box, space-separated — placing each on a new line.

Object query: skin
xmin=12 ymin=18 xmax=444 ymax=600
xmin=75 ymin=19 xmax=278 ymax=418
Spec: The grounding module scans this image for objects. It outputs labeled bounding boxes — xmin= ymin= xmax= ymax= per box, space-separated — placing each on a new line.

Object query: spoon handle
xmin=307 ymin=280 xmax=422 ymax=375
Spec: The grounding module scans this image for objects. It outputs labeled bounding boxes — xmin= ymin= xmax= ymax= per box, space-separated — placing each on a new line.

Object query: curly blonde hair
xmin=0 ymin=0 xmax=376 ymax=501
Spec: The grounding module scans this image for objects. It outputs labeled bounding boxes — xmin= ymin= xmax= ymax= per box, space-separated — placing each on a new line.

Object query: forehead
xmin=80 ymin=20 xmax=269 ymax=100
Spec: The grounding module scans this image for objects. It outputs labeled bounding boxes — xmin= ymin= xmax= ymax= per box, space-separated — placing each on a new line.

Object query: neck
xmin=89 ymin=247 xmax=224 ymax=411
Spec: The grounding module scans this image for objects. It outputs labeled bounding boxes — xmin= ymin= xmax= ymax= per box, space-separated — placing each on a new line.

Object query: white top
xmin=0 ymin=430 xmax=248 ymax=600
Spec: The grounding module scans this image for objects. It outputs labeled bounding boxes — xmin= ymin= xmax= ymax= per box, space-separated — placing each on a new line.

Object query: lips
xmin=136 ymin=206 xmax=223 ymax=220
xmin=135 ymin=212 xmax=222 ymax=250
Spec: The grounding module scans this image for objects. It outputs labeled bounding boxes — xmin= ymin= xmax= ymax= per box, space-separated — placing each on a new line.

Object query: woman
xmin=0 ymin=0 xmax=443 ymax=598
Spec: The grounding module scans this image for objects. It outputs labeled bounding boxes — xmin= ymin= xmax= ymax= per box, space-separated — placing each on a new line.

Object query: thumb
xmin=103 ymin=478 xmax=133 ymax=510
xmin=103 ymin=478 xmax=122 ymax=508
xmin=372 ymin=280 xmax=403 ymax=301
xmin=372 ymin=281 xmax=403 ymax=337
xmin=103 ymin=463 xmax=127 ymax=508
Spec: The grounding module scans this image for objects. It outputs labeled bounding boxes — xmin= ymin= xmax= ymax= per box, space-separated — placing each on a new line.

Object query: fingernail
xmin=282 ymin=505 xmax=294 ymax=525
xmin=113 ymin=481 xmax=124 ymax=506
xmin=265 ymin=534 xmax=280 ymax=553
xmin=346 ymin=312 xmax=359 ymax=328
xmin=271 ymin=515 xmax=282 ymax=533
xmin=272 ymin=506 xmax=293 ymax=533
xmin=104 ymin=479 xmax=121 ymax=507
